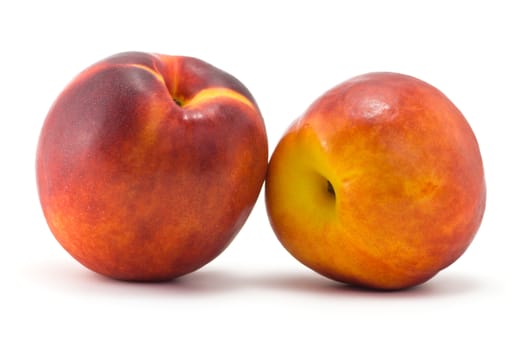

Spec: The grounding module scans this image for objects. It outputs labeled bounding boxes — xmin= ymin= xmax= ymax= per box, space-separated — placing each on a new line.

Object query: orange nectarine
xmin=266 ymin=72 xmax=485 ymax=290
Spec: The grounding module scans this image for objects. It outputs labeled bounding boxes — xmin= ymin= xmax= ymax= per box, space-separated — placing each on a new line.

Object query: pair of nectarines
xmin=36 ymin=52 xmax=485 ymax=290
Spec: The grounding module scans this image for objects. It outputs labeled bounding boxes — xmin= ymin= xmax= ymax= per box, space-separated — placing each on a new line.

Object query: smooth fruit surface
xmin=37 ymin=52 xmax=268 ymax=281
xmin=265 ymin=72 xmax=485 ymax=290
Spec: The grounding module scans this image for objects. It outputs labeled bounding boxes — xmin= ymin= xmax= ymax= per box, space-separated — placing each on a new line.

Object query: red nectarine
xmin=37 ymin=52 xmax=268 ymax=281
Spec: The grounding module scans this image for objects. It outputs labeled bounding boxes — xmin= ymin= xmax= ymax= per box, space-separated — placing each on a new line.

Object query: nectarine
xmin=37 ymin=52 xmax=268 ymax=281
xmin=265 ymin=72 xmax=485 ymax=290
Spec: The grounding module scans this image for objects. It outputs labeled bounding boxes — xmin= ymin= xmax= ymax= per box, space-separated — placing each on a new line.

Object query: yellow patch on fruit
xmin=184 ymin=88 xmax=256 ymax=110
xmin=268 ymin=124 xmax=339 ymax=233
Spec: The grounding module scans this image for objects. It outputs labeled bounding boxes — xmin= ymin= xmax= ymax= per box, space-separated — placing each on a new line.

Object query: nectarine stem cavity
xmin=326 ymin=180 xmax=336 ymax=199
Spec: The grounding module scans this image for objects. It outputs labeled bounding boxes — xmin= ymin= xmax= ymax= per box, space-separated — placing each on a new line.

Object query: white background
xmin=1 ymin=0 xmax=523 ymax=348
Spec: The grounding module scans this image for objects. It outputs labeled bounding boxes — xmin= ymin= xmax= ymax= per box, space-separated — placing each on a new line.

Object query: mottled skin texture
xmin=265 ymin=72 xmax=485 ymax=290
xmin=37 ymin=52 xmax=268 ymax=281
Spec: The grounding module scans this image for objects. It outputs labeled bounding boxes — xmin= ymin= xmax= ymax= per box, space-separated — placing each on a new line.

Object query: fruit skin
xmin=265 ymin=72 xmax=485 ymax=290
xmin=37 ymin=52 xmax=268 ymax=281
